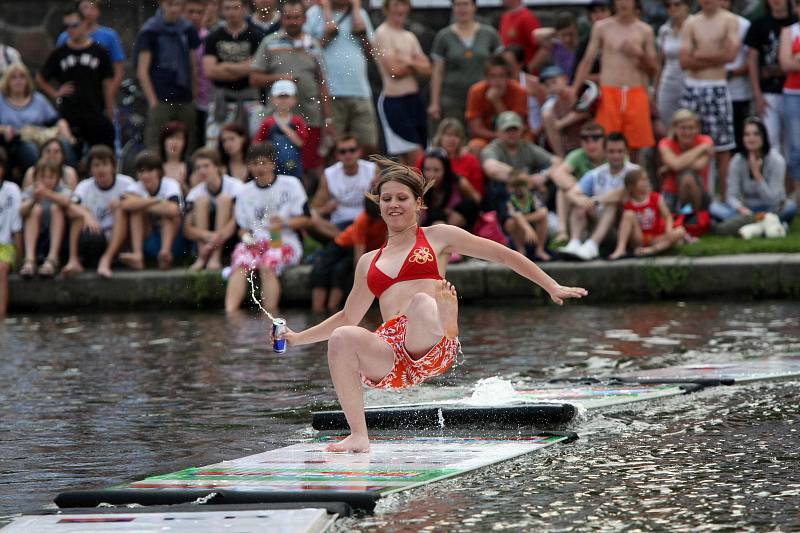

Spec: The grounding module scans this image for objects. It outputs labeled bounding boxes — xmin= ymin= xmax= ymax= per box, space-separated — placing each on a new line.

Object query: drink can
xmin=272 ymin=318 xmax=287 ymax=354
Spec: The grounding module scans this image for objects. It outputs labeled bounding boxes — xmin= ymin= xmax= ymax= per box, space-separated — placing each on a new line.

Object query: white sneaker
xmin=574 ymin=239 xmax=599 ymax=261
xmin=558 ymin=239 xmax=582 ymax=258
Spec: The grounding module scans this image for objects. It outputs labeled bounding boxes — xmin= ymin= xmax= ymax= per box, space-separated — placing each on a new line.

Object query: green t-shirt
xmin=431 ymin=24 xmax=502 ymax=105
xmin=481 ymin=139 xmax=554 ymax=173
xmin=565 ymin=148 xmax=605 ymax=180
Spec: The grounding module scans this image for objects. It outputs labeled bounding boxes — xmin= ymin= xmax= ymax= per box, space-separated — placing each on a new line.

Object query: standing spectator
xmin=120 ymin=151 xmax=184 ymax=271
xmin=254 ymin=80 xmax=309 ymax=179
xmin=56 ymin=1 xmax=126 ymax=116
xmin=186 ymin=0 xmax=213 ymax=147
xmin=135 ymin=0 xmax=200 ymax=155
xmin=572 ymin=0 xmax=658 ymax=161
xmin=779 ymin=7 xmax=800 ymax=200
xmin=721 ymin=0 xmax=753 ymax=153
xmin=204 ymin=0 xmax=266 ymax=146
xmin=499 ymin=0 xmax=541 ymax=71
xmin=657 ymin=109 xmax=713 ymax=213
xmin=251 ymin=0 xmax=333 ymax=175
xmin=251 ymin=0 xmax=282 ymax=35
xmin=305 ymin=0 xmax=379 ymax=155
xmin=0 ymin=64 xmax=74 ymax=180
xmin=0 ymin=42 xmax=21 ymax=78
xmin=0 ymin=147 xmax=21 ymax=316
xmin=220 ymin=123 xmax=250 ymax=181
xmin=711 ymin=117 xmax=796 ymax=228
xmin=531 ymin=12 xmax=580 ymax=78
xmin=574 ymin=0 xmax=611 ymax=85
xmin=160 ymin=121 xmax=190 ymax=189
xmin=465 ymin=54 xmax=528 ymax=154
xmin=502 ymin=45 xmax=546 ymax=137
xmin=420 ymin=118 xmax=485 ymax=199
xmin=374 ymin=0 xmax=431 ymax=165
xmin=540 ymin=65 xmax=590 ymax=158
xmin=64 ymin=145 xmax=134 ymax=279
xmin=37 ymin=5 xmax=115 ymax=158
xmin=19 ymin=160 xmax=71 ymax=278
xmin=746 ymin=0 xmax=796 ymax=152
xmin=655 ymin=0 xmax=689 ymax=128
xmin=226 ymin=143 xmax=308 ymax=313
xmin=678 ymin=0 xmax=740 ymax=196
xmin=427 ymin=0 xmax=502 ymax=126
xmin=560 ymin=132 xmax=638 ymax=261
xmin=184 ymin=147 xmax=242 ymax=271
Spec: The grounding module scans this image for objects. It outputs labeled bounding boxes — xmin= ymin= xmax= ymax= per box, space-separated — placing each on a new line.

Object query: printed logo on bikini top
xmin=409 ymin=247 xmax=434 ymax=264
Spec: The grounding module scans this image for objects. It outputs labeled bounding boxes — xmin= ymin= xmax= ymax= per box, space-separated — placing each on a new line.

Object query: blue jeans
xmin=784 ymin=93 xmax=800 ymax=179
xmin=710 ymin=199 xmax=797 ymax=224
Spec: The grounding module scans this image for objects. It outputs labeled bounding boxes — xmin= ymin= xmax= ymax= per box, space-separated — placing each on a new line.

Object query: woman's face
xmin=42 ymin=142 xmax=64 ymax=165
xmin=742 ymin=123 xmax=764 ymax=153
xmin=452 ymin=0 xmax=475 ymax=23
xmin=440 ymin=130 xmax=462 ymax=154
xmin=164 ymin=133 xmax=186 ymax=158
xmin=8 ymin=70 xmax=28 ymax=96
xmin=675 ymin=118 xmax=699 ymax=146
xmin=221 ymin=131 xmax=245 ymax=157
xmin=422 ymin=157 xmax=445 ymax=186
xmin=379 ymin=180 xmax=420 ymax=228
xmin=666 ymin=0 xmax=689 ymax=20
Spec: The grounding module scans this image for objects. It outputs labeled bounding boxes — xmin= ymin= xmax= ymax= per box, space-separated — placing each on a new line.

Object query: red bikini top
xmin=367 ymin=226 xmax=442 ymax=298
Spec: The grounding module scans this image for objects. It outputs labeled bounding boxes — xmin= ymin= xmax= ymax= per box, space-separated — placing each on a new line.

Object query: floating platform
xmin=613 ymin=357 xmax=800 ymax=385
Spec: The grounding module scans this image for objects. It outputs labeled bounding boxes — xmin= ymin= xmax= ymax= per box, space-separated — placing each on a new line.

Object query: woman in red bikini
xmin=278 ymin=158 xmax=587 ymax=452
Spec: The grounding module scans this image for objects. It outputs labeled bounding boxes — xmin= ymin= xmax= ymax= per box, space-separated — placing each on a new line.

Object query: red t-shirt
xmin=465 ymin=80 xmax=529 ymax=140
xmin=499 ymin=7 xmax=541 ymax=67
xmin=658 ymin=134 xmax=713 ymax=195
xmin=415 ymin=151 xmax=486 ymax=196
xmin=335 ymin=211 xmax=387 ymax=251
xmin=624 ymin=191 xmax=665 ymax=242
xmin=253 ymin=114 xmax=309 ymax=145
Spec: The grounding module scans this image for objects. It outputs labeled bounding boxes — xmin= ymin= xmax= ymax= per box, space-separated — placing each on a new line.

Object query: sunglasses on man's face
xmin=64 ymin=21 xmax=82 ymax=29
xmin=337 ymin=146 xmax=358 ymax=155
xmin=581 ymin=134 xmax=604 ymax=141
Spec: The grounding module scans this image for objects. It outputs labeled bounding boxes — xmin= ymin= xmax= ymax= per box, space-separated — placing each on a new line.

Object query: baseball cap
xmin=539 ymin=65 xmax=566 ymax=81
xmin=271 ymin=79 xmax=297 ymax=97
xmin=496 ymin=111 xmax=524 ymax=131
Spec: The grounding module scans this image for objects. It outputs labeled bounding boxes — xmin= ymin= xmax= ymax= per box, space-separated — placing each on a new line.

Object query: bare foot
xmin=119 ymin=252 xmax=145 ymax=270
xmin=61 ymin=260 xmax=84 ymax=278
xmin=435 ymin=279 xmax=459 ymax=339
xmin=97 ymin=261 xmax=113 ymax=279
xmin=188 ymin=258 xmax=205 ymax=272
xmin=634 ymin=246 xmax=655 ymax=257
xmin=534 ymin=249 xmax=552 ymax=262
xmin=206 ymin=257 xmax=223 ymax=270
xmin=608 ymin=249 xmax=626 ymax=261
xmin=325 ymin=433 xmax=371 ymax=453
xmin=158 ymin=250 xmax=173 ymax=270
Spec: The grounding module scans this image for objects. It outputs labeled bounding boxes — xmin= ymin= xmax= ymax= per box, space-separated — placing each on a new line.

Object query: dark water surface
xmin=1 ymin=302 xmax=799 ymax=531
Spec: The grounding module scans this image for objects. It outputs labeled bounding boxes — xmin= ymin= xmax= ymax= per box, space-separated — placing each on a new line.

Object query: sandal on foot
xmin=19 ymin=259 xmax=36 ymax=279
xmin=38 ymin=257 xmax=60 ymax=278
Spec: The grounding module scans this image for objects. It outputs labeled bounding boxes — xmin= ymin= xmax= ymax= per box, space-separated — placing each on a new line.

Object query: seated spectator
xmin=220 ymin=124 xmax=250 ymax=182
xmin=501 ymin=45 xmax=546 ymax=137
xmin=184 ymin=147 xmax=243 ymax=271
xmin=531 ymin=11 xmax=579 ymax=78
xmin=22 ymin=138 xmax=78 ymax=192
xmin=120 ymin=151 xmax=184 ymax=271
xmin=505 ymin=169 xmax=550 ymax=261
xmin=160 ymin=121 xmax=190 ymax=190
xmin=311 ymin=135 xmax=377 ymax=243
xmin=481 ymin=111 xmax=558 ymax=228
xmin=711 ymin=117 xmax=797 ymax=232
xmin=254 ymin=80 xmax=308 ymax=179
xmin=465 ymin=54 xmax=528 ymax=154
xmin=421 ymin=148 xmax=480 ymax=232
xmin=560 ymin=132 xmax=638 ymax=261
xmin=0 ymin=147 xmax=21 ymax=316
xmin=64 ymin=145 xmax=134 ymax=279
xmin=0 ymin=64 xmax=75 ymax=181
xmin=225 ymin=143 xmax=308 ymax=313
xmin=550 ymin=122 xmax=607 ymax=243
xmin=609 ymin=168 xmax=685 ymax=259
xmin=418 ymin=118 xmax=485 ymax=200
xmin=310 ymin=197 xmax=386 ymax=313
xmin=657 ymin=109 xmax=713 ymax=213
xmin=540 ymin=65 xmax=590 ymax=158
xmin=0 ymin=42 xmax=22 ymax=78
xmin=19 ymin=160 xmax=71 ymax=278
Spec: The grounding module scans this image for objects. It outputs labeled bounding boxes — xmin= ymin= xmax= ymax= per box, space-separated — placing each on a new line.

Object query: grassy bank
xmin=673 ymin=219 xmax=800 ymax=257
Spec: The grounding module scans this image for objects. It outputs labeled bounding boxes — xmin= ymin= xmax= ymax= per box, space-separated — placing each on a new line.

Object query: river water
xmin=1 ymin=301 xmax=798 ymax=531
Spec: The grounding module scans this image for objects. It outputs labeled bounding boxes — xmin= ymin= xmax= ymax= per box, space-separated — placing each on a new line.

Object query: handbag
xmin=473 ymin=210 xmax=508 ymax=245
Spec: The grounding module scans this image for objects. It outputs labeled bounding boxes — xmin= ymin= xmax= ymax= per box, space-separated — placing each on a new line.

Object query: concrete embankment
xmin=9 ymin=254 xmax=800 ymax=312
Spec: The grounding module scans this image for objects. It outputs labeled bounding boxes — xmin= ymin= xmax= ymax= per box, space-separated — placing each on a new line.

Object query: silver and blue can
xmin=272 ymin=318 xmax=287 ymax=354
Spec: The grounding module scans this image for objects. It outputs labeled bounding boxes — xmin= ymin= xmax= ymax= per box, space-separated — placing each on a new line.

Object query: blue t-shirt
xmin=57 ymin=25 xmax=126 ymax=63
xmin=135 ymin=17 xmax=201 ymax=103
xmin=303 ymin=5 xmax=373 ymax=98
xmin=0 ymin=92 xmax=59 ymax=130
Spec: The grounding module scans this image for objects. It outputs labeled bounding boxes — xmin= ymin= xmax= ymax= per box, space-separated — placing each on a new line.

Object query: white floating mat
xmin=1 ymin=508 xmax=334 ymax=533
xmin=615 ymin=357 xmax=800 ymax=384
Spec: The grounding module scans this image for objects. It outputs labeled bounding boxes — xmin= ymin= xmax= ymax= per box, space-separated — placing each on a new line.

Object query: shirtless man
xmin=571 ymin=0 xmax=657 ymax=161
xmin=679 ymin=0 xmax=740 ymax=196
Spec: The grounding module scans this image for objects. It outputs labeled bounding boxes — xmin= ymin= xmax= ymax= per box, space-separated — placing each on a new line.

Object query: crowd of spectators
xmin=0 ymin=0 xmax=799 ymax=316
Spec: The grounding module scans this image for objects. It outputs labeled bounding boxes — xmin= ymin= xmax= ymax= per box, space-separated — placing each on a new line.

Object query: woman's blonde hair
xmin=365 ymin=155 xmax=435 ymax=206
xmin=431 ymin=118 xmax=466 ymax=148
xmin=669 ymin=108 xmax=700 ymax=140
xmin=0 ymin=63 xmax=34 ymax=98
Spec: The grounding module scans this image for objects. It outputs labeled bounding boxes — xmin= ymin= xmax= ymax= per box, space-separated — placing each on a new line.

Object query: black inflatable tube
xmin=54 ymin=489 xmax=380 ymax=512
xmin=312 ymin=403 xmax=576 ymax=431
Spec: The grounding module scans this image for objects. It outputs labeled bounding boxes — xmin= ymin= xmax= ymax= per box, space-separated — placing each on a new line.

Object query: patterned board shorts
xmin=361 ymin=315 xmax=461 ymax=390
xmin=679 ymin=79 xmax=735 ymax=152
xmin=231 ymin=240 xmax=298 ymax=275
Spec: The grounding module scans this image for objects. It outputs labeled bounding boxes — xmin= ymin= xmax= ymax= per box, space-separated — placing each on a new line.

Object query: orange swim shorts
xmin=361 ymin=315 xmax=461 ymax=390
xmin=595 ymin=85 xmax=655 ymax=150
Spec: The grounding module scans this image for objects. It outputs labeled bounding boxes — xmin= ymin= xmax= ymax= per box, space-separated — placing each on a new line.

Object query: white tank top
xmin=325 ymin=160 xmax=376 ymax=225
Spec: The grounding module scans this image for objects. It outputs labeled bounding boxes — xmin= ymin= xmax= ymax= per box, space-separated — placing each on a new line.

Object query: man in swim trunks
xmin=277 ymin=157 xmax=587 ymax=453
xmin=571 ymin=0 xmax=657 ymax=162
xmin=679 ymin=0 xmax=740 ymax=196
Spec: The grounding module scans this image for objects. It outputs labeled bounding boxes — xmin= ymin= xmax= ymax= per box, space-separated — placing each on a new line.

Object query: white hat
xmin=271 ymin=79 xmax=297 ymax=97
